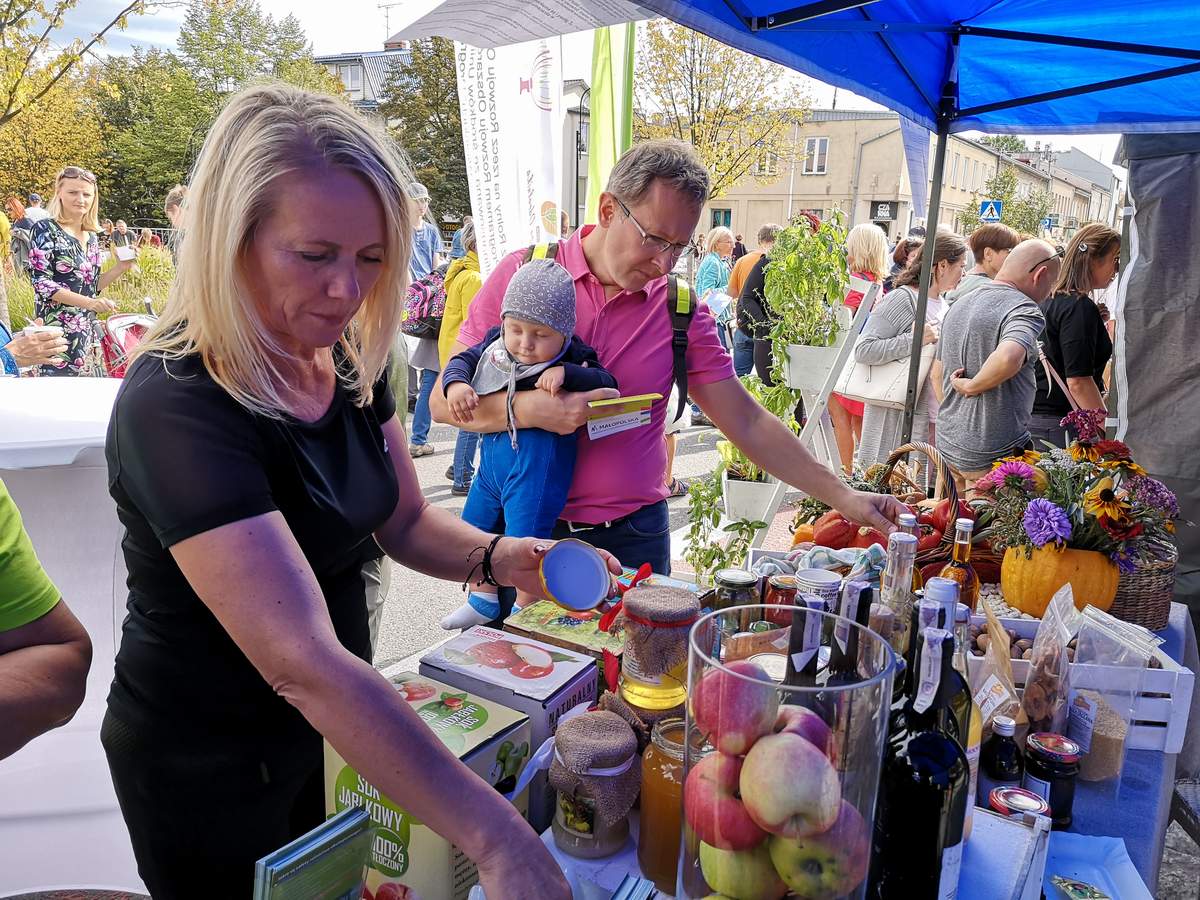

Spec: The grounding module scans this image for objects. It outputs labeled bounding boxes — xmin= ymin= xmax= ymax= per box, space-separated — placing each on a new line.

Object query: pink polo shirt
xmin=458 ymin=226 xmax=735 ymax=523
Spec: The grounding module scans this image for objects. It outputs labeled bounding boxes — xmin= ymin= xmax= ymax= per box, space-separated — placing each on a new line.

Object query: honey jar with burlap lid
xmin=617 ymin=584 xmax=701 ymax=711
xmin=549 ymin=710 xmax=640 ymax=859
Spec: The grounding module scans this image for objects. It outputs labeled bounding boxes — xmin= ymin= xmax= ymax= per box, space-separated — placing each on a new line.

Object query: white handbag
xmin=835 ymin=291 xmax=937 ymax=410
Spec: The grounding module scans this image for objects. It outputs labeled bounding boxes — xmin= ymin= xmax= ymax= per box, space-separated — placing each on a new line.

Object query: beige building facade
xmin=701 ymin=109 xmax=1113 ymax=244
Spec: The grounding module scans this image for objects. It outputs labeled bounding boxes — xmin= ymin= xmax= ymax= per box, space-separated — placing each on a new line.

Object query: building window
xmin=753 ymin=149 xmax=779 ymax=177
xmin=802 ymin=137 xmax=828 ymax=175
xmin=950 ymin=153 xmax=959 ymax=187
xmin=337 ymin=63 xmax=363 ymax=93
xmin=711 ymin=208 xmax=732 ymax=228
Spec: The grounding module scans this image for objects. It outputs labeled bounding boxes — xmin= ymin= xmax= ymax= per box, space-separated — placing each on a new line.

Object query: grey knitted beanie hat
xmin=501 ymin=258 xmax=576 ymax=338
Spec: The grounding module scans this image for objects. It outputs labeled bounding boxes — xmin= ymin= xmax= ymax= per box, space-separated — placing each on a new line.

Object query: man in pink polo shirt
xmin=431 ymin=140 xmax=903 ymax=593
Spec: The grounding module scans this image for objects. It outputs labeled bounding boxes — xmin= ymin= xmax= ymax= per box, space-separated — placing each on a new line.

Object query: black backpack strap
xmin=667 ymin=275 xmax=695 ymax=422
xmin=523 ymin=242 xmax=559 ymax=264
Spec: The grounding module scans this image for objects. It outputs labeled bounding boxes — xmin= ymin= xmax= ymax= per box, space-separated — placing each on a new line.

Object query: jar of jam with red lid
xmin=1021 ymin=733 xmax=1081 ymax=829
xmin=988 ymin=785 xmax=1051 ymax=821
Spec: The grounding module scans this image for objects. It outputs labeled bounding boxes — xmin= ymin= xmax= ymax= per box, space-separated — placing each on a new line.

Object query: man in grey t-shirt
xmin=934 ymin=240 xmax=1062 ymax=482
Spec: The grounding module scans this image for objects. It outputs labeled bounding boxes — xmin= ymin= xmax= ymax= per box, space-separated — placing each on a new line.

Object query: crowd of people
xmin=0 ymin=73 xmax=1124 ymax=900
xmin=716 ymin=211 xmax=1117 ymax=488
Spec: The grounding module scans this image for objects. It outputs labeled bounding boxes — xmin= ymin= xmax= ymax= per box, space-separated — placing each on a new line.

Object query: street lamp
xmin=574 ymin=87 xmax=590 ymax=230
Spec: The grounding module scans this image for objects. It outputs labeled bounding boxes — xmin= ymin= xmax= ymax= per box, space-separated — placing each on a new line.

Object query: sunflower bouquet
xmin=977 ymin=409 xmax=1179 ymax=573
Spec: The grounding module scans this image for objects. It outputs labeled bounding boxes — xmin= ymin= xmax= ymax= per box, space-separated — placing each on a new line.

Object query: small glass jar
xmin=713 ymin=568 xmax=758 ymax=634
xmin=1022 ymin=732 xmax=1081 ymax=829
xmin=638 ymin=718 xmax=691 ymax=893
xmin=762 ymin=574 xmax=799 ymax=627
xmin=552 ymin=783 xmax=630 ymax=859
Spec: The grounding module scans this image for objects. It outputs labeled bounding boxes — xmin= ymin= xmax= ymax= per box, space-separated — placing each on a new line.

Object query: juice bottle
xmin=638 ymin=718 xmax=689 ymax=892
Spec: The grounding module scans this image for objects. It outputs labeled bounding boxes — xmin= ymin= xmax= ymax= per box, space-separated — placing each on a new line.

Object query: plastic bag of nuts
xmin=1021 ymin=585 xmax=1081 ymax=734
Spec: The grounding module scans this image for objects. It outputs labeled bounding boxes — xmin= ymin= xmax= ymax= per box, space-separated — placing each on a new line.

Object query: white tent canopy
xmin=391 ymin=0 xmax=650 ymax=48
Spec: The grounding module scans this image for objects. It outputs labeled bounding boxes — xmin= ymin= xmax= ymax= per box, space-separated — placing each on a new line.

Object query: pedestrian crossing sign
xmin=980 ymin=200 xmax=1003 ymax=222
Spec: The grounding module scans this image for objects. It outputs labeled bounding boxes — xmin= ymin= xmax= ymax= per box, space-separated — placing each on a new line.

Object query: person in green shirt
xmin=0 ymin=476 xmax=91 ymax=758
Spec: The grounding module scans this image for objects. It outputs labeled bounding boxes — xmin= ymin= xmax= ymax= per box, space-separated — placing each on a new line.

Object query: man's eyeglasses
xmin=614 ymin=196 xmax=690 ymax=259
xmin=1028 ymin=245 xmax=1065 ymax=274
xmin=58 ymin=166 xmax=96 ymax=184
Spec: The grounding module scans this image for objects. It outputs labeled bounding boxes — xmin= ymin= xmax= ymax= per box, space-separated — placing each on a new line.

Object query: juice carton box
xmin=503 ymin=600 xmax=625 ymax=682
xmin=324 ymin=672 xmax=531 ymax=900
xmin=420 ymin=626 xmax=597 ymax=831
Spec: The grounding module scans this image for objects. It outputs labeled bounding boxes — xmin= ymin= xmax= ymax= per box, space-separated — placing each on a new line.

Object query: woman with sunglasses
xmin=1029 ymin=223 xmax=1120 ymax=446
xmin=28 ymin=166 xmax=134 ymax=375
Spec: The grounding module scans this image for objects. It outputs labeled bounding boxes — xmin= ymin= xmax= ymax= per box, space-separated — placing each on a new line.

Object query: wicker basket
xmin=874 ymin=441 xmax=1003 ymax=577
xmin=1108 ymin=544 xmax=1178 ymax=631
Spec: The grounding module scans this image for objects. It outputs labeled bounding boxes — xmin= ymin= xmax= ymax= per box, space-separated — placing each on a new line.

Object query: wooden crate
xmin=971 ymin=616 xmax=1194 ymax=754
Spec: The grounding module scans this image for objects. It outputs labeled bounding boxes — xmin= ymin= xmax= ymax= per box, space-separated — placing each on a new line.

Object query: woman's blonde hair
xmin=1051 ymin=222 xmax=1121 ymax=296
xmin=845 ymin=223 xmax=889 ymax=281
xmin=134 ymin=83 xmax=413 ymax=418
xmin=48 ymin=167 xmax=101 ymax=231
xmin=705 ymin=226 xmax=734 ymax=254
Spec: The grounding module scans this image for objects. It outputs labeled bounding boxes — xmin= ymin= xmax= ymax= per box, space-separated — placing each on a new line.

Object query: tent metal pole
xmin=899 ymin=120 xmax=949 ymax=445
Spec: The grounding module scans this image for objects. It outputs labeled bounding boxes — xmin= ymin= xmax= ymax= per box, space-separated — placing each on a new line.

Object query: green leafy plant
xmin=683 ymin=463 xmax=766 ymax=585
xmin=763 ymin=211 xmax=850 ymax=356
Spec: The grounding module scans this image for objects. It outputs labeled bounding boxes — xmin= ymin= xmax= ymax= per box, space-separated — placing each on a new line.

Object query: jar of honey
xmin=638 ymin=718 xmax=691 ymax=892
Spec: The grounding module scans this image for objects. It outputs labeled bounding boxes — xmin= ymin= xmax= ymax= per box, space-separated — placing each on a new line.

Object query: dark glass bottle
xmin=782 ymin=594 xmax=825 ymax=690
xmin=826 ymin=580 xmax=873 ymax=687
xmin=937 ymin=518 xmax=980 ymax=612
xmin=903 ymin=598 xmax=945 ymax=698
xmin=977 ymin=715 xmax=1024 ymax=805
xmin=871 ymin=629 xmax=970 ymax=899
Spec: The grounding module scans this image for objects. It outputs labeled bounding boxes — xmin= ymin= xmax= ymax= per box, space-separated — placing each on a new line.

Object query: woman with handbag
xmin=1029 ymin=223 xmax=1119 ymax=447
xmin=854 ymin=230 xmax=967 ymax=471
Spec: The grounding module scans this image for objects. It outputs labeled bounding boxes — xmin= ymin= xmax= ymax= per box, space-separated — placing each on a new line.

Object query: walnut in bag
xmin=1021 ymin=584 xmax=1080 ymax=734
xmin=972 ymin=602 xmax=1027 ymax=737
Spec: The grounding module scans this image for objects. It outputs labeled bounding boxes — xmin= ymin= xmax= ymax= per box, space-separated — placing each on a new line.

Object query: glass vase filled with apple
xmin=680 ymin=600 xmax=897 ymax=899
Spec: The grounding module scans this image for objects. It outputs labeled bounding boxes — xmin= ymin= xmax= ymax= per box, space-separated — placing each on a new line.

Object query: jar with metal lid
xmin=637 ymin=717 xmax=701 ymax=892
xmin=988 ymin=785 xmax=1051 ymax=820
xmin=1022 ymin=732 xmax=1081 ymax=829
xmin=762 ymin=574 xmax=798 ymax=626
xmin=618 ymin=585 xmax=700 ymax=711
xmin=713 ymin=568 xmax=758 ymax=634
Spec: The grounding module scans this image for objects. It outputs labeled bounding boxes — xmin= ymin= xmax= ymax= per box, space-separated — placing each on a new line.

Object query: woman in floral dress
xmin=29 ymin=166 xmax=133 ymax=375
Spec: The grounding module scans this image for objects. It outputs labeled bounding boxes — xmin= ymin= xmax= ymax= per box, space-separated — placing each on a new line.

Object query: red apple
xmin=739 ymin=733 xmax=840 ymax=839
xmin=768 ymin=800 xmax=870 ymax=899
xmin=773 ymin=706 xmax=833 ymax=759
xmin=395 ymin=680 xmax=436 ymax=702
xmin=691 ymin=659 xmax=780 ymax=756
xmin=683 ymin=752 xmax=768 ymax=851
xmin=699 ymin=840 xmax=787 ymax=900
xmin=509 ymin=662 xmax=553 ymax=679
xmin=466 ymin=641 xmax=521 ymax=668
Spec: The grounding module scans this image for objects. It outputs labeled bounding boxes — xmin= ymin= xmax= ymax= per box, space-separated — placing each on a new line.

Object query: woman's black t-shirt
xmin=1033 ymin=291 xmax=1113 ymax=417
xmin=105 ymin=353 xmax=399 ymax=747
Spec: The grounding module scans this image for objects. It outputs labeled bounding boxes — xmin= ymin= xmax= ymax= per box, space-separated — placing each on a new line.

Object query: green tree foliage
xmin=379 ymin=38 xmax=469 ymax=220
xmin=92 ymin=48 xmax=214 ymax=225
xmin=634 ymin=19 xmax=810 ymax=200
xmin=979 ymin=134 xmax=1029 ymax=156
xmin=957 ymin=165 xmax=1053 ymax=237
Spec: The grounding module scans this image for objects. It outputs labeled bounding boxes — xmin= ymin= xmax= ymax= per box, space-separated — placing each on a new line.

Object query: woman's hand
xmin=838 ymin=489 xmax=907 ymax=535
xmin=475 ymin=818 xmax=571 ymax=900
xmin=80 ymin=295 xmax=118 ymax=314
xmin=6 ymin=320 xmax=67 ymax=368
xmin=490 ymin=537 xmax=622 ymax=598
xmin=921 ymin=323 xmax=939 ymax=346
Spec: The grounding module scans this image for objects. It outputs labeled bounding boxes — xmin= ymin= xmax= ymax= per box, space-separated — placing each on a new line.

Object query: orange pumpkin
xmin=1000 ymin=546 xmax=1119 ymax=617
xmin=791 ymin=523 xmax=815 ymax=547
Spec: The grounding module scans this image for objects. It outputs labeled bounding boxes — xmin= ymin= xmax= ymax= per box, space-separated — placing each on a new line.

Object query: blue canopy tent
xmin=635 ymin=0 xmax=1200 ymax=440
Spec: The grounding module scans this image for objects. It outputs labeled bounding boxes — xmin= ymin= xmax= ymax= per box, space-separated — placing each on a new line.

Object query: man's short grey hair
xmin=757 ymin=223 xmax=781 ymax=245
xmin=461 ymin=219 xmax=476 ymax=253
xmin=606 ymin=139 xmax=710 ymax=206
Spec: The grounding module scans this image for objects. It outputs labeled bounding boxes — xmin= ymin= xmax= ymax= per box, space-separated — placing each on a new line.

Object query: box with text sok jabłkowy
xmin=420 ymin=626 xmax=598 ymax=831
xmin=324 ymin=672 xmax=531 ymax=900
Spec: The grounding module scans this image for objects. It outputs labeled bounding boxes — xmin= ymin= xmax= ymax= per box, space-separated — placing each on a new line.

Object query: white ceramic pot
xmin=784 ymin=341 xmax=846 ymax=393
xmin=721 ymin=470 xmax=780 ymax=523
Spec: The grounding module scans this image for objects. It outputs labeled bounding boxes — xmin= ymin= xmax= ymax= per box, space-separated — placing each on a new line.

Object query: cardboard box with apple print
xmin=324 ymin=672 xmax=531 ymax=900
xmin=419 ymin=626 xmax=598 ymax=832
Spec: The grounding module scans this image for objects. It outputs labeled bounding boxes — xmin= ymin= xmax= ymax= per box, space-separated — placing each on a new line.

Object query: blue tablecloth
xmin=1068 ymin=602 xmax=1199 ymax=894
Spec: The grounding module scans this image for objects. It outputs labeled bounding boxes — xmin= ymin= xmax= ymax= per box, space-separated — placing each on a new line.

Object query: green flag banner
xmin=585 ymin=22 xmax=635 ymax=225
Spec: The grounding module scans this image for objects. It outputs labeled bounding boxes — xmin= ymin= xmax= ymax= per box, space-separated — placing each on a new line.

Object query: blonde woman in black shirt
xmin=1029 ymin=223 xmax=1120 ymax=446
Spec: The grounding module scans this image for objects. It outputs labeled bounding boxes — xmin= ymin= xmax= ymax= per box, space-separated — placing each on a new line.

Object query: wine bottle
xmin=782 ymin=594 xmax=825 ymax=690
xmin=881 ymin=531 xmax=918 ymax=656
xmin=896 ymin=512 xmax=925 ymax=591
xmin=937 ymin=518 xmax=981 ymax=612
xmin=824 ymin=581 xmax=872 ymax=772
xmin=953 ymin=602 xmax=982 ymax=838
xmin=924 ymin=576 xmax=961 ymax=637
xmin=903 ymin=598 xmax=946 ymax=698
xmin=872 ymin=629 xmax=970 ymax=899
